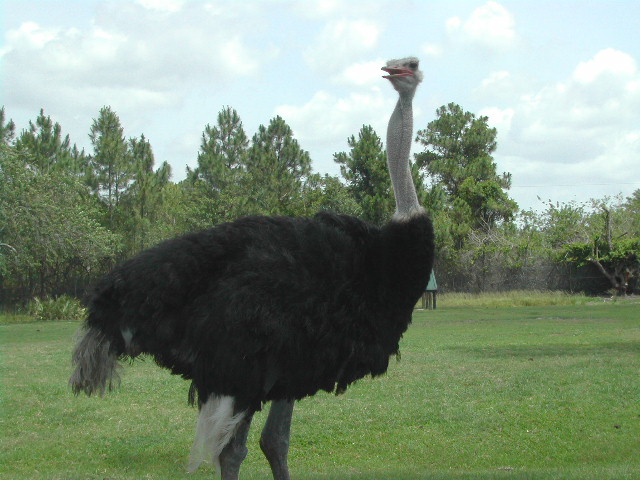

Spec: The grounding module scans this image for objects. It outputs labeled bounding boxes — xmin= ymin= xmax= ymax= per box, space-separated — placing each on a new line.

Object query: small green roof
xmin=426 ymin=270 xmax=437 ymax=290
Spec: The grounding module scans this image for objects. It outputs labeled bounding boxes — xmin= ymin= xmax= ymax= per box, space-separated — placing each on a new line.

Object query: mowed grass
xmin=1 ymin=300 xmax=639 ymax=480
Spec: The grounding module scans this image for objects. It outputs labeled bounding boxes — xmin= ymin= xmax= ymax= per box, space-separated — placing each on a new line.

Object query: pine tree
xmin=415 ymin=102 xmax=517 ymax=233
xmin=334 ymin=125 xmax=394 ymax=225
xmin=88 ymin=106 xmax=133 ymax=227
xmin=0 ymin=107 xmax=16 ymax=145
xmin=124 ymin=134 xmax=172 ymax=251
xmin=15 ymin=109 xmax=87 ymax=174
xmin=243 ymin=115 xmax=312 ymax=215
xmin=188 ymin=106 xmax=249 ymax=191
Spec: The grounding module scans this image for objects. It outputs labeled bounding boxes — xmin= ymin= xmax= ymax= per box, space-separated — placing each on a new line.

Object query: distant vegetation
xmin=1 ymin=104 xmax=638 ymax=308
xmin=437 ymin=290 xmax=591 ymax=308
xmin=28 ymin=295 xmax=87 ymax=322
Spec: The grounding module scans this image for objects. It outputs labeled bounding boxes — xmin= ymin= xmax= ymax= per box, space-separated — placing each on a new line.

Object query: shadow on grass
xmin=449 ymin=341 xmax=640 ymax=359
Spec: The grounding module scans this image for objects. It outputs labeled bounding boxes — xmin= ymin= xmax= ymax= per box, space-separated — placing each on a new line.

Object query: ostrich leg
xmin=260 ymin=399 xmax=295 ymax=480
xmin=219 ymin=411 xmax=254 ymax=480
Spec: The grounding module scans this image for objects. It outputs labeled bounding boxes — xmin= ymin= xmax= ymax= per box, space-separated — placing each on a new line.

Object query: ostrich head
xmin=381 ymin=57 xmax=423 ymax=96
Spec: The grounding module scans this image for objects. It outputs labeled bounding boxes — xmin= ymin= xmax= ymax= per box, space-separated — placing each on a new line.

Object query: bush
xmin=28 ymin=295 xmax=87 ymax=321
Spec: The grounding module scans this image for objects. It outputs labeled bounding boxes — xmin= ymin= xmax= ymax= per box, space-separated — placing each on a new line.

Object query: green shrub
xmin=28 ymin=295 xmax=87 ymax=321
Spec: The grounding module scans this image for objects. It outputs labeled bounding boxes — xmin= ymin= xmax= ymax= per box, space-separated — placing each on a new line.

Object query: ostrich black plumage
xmin=70 ymin=57 xmax=434 ymax=480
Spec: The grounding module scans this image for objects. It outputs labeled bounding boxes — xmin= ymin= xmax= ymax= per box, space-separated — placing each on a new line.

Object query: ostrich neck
xmin=386 ymin=91 xmax=421 ymax=219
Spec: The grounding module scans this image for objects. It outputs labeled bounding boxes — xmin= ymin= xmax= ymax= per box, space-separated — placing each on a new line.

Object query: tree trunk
xmin=588 ymin=258 xmax=627 ymax=296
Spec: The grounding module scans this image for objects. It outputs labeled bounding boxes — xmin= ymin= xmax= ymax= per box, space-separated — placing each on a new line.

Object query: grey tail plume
xmin=70 ymin=327 xmax=121 ymax=396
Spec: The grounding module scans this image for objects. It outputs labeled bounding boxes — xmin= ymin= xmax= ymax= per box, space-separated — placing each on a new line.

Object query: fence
xmin=1 ymin=258 xmax=633 ymax=311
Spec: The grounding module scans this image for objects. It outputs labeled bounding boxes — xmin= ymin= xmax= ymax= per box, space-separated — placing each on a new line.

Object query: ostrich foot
xmin=260 ymin=399 xmax=294 ymax=480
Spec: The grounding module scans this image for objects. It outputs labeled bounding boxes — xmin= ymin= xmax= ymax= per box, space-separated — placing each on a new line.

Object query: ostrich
xmin=70 ymin=56 xmax=433 ymax=479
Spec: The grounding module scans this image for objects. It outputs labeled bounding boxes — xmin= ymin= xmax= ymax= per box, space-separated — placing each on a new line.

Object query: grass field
xmin=1 ymin=298 xmax=639 ymax=479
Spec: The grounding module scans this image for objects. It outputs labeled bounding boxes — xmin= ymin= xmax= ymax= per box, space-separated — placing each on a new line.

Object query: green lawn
xmin=1 ymin=301 xmax=639 ymax=479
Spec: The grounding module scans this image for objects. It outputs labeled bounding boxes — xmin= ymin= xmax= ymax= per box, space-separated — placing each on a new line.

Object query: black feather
xmin=78 ymin=211 xmax=434 ymax=411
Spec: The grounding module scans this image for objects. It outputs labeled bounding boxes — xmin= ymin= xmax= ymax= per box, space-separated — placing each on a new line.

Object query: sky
xmin=2 ymin=0 xmax=639 ymax=212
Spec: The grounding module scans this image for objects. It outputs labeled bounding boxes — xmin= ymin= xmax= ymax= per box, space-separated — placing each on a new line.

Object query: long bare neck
xmin=386 ymin=91 xmax=421 ymax=219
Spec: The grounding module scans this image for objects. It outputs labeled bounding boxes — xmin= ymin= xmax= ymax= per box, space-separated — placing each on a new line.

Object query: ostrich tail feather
xmin=69 ymin=327 xmax=121 ymax=396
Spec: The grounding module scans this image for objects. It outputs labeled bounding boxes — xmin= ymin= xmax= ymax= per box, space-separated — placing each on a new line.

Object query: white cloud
xmin=304 ymin=19 xmax=382 ymax=75
xmin=481 ymin=106 xmax=515 ymax=135
xmin=590 ymin=131 xmax=640 ymax=178
xmin=137 ymin=0 xmax=184 ymax=13
xmin=5 ymin=21 xmax=60 ymax=48
xmin=336 ymin=59 xmax=385 ymax=87
xmin=297 ymin=0 xmax=343 ymax=18
xmin=474 ymin=70 xmax=536 ymax=105
xmin=276 ymin=87 xmax=394 ymax=168
xmin=491 ymin=49 xmax=640 ymax=204
xmin=496 ymin=49 xmax=639 ymax=153
xmin=2 ymin=2 xmax=267 ymax=116
xmin=445 ymin=16 xmax=462 ymax=31
xmin=573 ymin=48 xmax=636 ymax=84
xmin=446 ymin=1 xmax=517 ymax=50
xmin=218 ymin=37 xmax=261 ymax=77
xmin=422 ymin=43 xmax=443 ymax=58
xmin=295 ymin=0 xmax=390 ymax=19
xmin=481 ymin=70 xmax=511 ymax=88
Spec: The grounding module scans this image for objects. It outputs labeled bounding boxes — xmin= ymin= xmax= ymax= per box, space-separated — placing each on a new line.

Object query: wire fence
xmin=3 ymin=259 xmax=634 ymax=314
xmin=430 ymin=261 xmax=622 ymax=295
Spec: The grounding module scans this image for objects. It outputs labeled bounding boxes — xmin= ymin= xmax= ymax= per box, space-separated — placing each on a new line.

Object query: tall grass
xmin=437 ymin=290 xmax=591 ymax=308
xmin=27 ymin=295 xmax=87 ymax=321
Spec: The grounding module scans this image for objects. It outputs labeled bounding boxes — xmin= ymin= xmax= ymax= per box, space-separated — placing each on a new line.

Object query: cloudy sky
xmin=2 ymin=0 xmax=639 ymax=211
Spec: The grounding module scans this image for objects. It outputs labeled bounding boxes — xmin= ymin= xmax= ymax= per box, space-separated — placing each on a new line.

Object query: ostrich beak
xmin=381 ymin=66 xmax=414 ymax=79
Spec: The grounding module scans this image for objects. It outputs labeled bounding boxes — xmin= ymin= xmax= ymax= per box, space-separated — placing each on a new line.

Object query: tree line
xmin=1 ymin=103 xmax=638 ymax=306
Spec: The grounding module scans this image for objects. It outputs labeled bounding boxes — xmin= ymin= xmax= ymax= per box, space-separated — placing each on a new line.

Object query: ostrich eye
xmin=408 ymin=61 xmax=418 ymax=70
